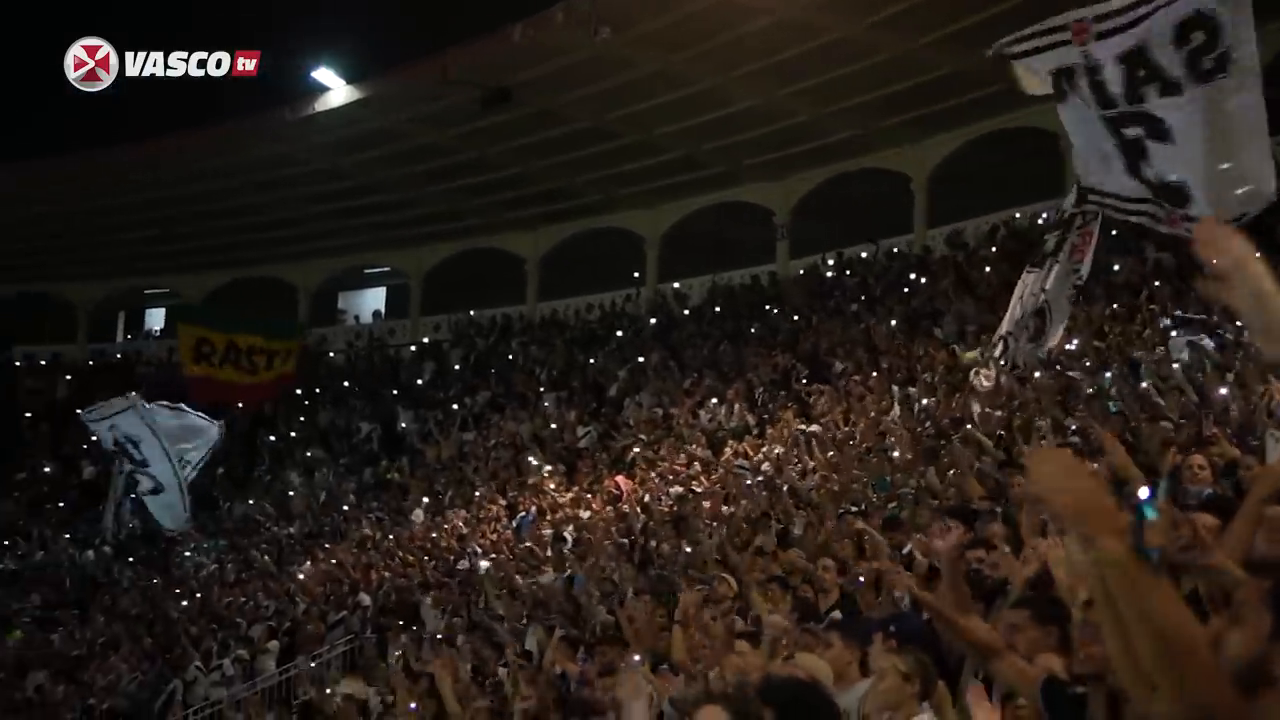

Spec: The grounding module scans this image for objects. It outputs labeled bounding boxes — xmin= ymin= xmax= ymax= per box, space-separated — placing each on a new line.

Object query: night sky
xmin=15 ymin=0 xmax=560 ymax=163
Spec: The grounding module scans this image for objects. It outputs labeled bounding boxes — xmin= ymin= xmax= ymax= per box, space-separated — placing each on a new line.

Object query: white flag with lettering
xmin=993 ymin=0 xmax=1274 ymax=232
xmin=82 ymin=394 xmax=222 ymax=533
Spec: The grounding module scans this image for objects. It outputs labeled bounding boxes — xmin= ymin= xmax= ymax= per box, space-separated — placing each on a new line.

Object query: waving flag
xmin=82 ymin=393 xmax=223 ymax=533
xmin=990 ymin=209 xmax=1101 ymax=372
xmin=992 ymin=0 xmax=1274 ymax=232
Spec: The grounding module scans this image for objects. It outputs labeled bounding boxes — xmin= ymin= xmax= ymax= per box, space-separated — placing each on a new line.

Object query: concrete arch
xmin=310 ymin=264 xmax=412 ymax=328
xmin=539 ymin=227 xmax=646 ymax=302
xmin=789 ymin=168 xmax=914 ymax=258
xmin=422 ymin=247 xmax=526 ymax=315
xmin=0 ymin=292 xmax=78 ymax=346
xmin=927 ymin=126 xmax=1066 ymax=228
xmin=658 ymin=201 xmax=776 ymax=283
xmin=203 ymin=276 xmax=301 ymax=325
xmin=87 ymin=286 xmax=184 ymax=343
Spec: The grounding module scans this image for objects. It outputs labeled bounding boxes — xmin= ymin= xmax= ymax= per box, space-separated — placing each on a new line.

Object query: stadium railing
xmin=178 ymin=633 xmax=371 ymax=720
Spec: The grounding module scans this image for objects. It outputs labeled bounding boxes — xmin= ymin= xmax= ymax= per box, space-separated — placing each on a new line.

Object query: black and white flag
xmin=82 ymin=394 xmax=223 ymax=533
xmin=993 ymin=0 xmax=1275 ymax=233
xmin=990 ymin=209 xmax=1102 ymax=371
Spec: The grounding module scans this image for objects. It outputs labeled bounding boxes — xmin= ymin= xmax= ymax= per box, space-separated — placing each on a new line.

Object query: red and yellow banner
xmin=173 ymin=305 xmax=301 ymax=403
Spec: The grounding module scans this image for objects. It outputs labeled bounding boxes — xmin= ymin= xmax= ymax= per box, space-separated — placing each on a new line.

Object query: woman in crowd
xmin=3 ymin=211 xmax=1280 ymax=719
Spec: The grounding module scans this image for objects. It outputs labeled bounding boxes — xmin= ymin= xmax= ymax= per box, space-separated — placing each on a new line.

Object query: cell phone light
xmin=1137 ymin=485 xmax=1151 ymax=501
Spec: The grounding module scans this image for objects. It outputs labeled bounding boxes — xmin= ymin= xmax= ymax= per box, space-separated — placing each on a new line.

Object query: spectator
xmin=3 ymin=208 xmax=1280 ymax=719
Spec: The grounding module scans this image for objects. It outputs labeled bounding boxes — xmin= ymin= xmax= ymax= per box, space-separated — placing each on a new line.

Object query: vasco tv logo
xmin=64 ymin=36 xmax=260 ymax=92
xmin=64 ymin=37 xmax=119 ymax=92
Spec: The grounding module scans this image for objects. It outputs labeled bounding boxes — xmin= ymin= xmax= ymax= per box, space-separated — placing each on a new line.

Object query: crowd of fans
xmin=4 ymin=206 xmax=1280 ymax=720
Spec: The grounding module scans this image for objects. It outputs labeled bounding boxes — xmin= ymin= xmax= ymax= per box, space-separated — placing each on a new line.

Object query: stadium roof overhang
xmin=5 ymin=0 xmax=1280 ymax=286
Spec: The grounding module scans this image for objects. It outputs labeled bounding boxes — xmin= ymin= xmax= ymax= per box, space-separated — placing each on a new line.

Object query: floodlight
xmin=310 ymin=67 xmax=346 ymax=89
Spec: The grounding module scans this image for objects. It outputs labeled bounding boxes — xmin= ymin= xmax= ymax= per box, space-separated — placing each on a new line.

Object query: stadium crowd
xmin=4 ymin=208 xmax=1280 ymax=720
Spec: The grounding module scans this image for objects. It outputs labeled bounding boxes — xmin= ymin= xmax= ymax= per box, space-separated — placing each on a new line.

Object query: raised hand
xmin=675 ymin=587 xmax=703 ymax=624
xmin=614 ymin=667 xmax=651 ymax=708
xmin=964 ymin=682 xmax=1002 ymax=720
xmin=1204 ymin=429 xmax=1241 ymax=463
xmin=1023 ymin=447 xmax=1127 ymax=540
xmin=1244 ymin=462 xmax=1280 ymax=503
xmin=1191 ymin=219 xmax=1280 ymax=359
xmin=1087 ymin=420 xmax=1144 ymax=485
